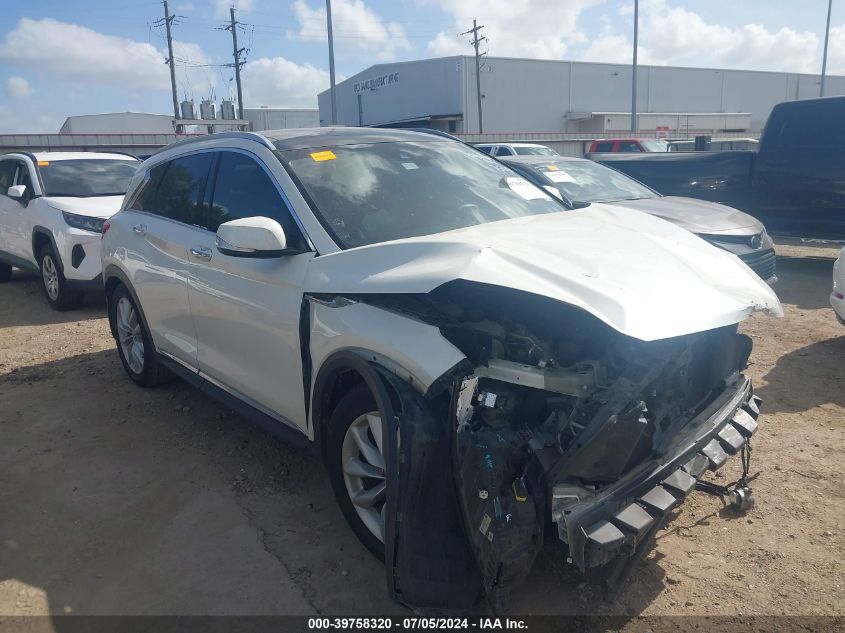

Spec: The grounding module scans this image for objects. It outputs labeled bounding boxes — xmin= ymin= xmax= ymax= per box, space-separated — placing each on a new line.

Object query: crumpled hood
xmin=305 ymin=205 xmax=782 ymax=342
xmin=612 ymin=196 xmax=762 ymax=236
xmin=45 ymin=196 xmax=125 ymax=219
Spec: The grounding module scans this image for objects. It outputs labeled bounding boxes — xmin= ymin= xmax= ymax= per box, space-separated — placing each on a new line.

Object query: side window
xmin=0 ymin=160 xmax=16 ymax=192
xmin=593 ymin=142 xmax=613 ymax=152
xmin=154 ymin=153 xmax=214 ymax=227
xmin=129 ymin=162 xmax=168 ymax=212
xmin=495 ymin=146 xmax=515 ymax=156
xmin=208 ymin=151 xmax=305 ymax=250
xmin=15 ymin=162 xmax=34 ymax=193
xmin=618 ymin=141 xmax=643 ymax=153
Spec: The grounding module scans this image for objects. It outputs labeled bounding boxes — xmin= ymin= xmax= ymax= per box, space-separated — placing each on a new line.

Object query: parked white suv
xmin=102 ymin=129 xmax=780 ymax=612
xmin=0 ymin=151 xmax=138 ymax=309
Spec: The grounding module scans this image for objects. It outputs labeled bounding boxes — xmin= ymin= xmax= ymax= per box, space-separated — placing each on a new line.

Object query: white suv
xmin=475 ymin=142 xmax=559 ymax=157
xmin=102 ymin=129 xmax=780 ymax=612
xmin=0 ymin=151 xmax=138 ymax=309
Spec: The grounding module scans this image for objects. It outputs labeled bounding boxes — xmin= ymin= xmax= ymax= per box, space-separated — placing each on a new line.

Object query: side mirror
xmin=8 ymin=185 xmax=26 ymax=200
xmin=216 ymin=216 xmax=288 ymax=258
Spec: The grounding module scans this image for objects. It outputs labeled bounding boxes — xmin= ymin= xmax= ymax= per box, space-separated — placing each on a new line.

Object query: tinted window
xmin=0 ymin=160 xmax=17 ymax=192
xmin=129 ymin=162 xmax=168 ymax=212
xmin=618 ymin=141 xmax=643 ymax=153
xmin=208 ymin=152 xmax=305 ymax=249
xmin=593 ymin=142 xmax=613 ymax=152
xmin=281 ymin=140 xmax=562 ymax=249
xmin=38 ymin=159 xmax=137 ymax=196
xmin=495 ymin=147 xmax=515 ymax=156
xmin=16 ymin=162 xmax=33 ymax=193
xmin=772 ymin=102 xmax=845 ymax=150
xmin=154 ymin=153 xmax=213 ymax=227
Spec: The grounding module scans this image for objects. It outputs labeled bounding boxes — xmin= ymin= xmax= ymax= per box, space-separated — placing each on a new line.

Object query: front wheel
xmin=327 ymin=385 xmax=388 ymax=560
xmin=38 ymin=244 xmax=83 ymax=310
xmin=109 ymin=284 xmax=171 ymax=387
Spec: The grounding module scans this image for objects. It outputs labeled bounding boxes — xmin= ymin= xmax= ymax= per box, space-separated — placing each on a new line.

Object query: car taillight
xmin=101 ymin=220 xmax=110 ymax=237
xmin=835 ymin=292 xmax=845 ymax=300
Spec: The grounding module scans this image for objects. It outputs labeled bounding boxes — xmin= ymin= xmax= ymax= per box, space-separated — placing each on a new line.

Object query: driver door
xmin=186 ymin=150 xmax=314 ymax=431
xmin=0 ymin=159 xmax=34 ymax=263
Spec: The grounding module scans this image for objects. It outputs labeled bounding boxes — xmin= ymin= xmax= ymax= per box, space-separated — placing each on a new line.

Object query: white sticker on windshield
xmin=505 ymin=177 xmax=546 ymax=200
xmin=545 ymin=170 xmax=576 ymax=183
xmin=401 ymin=162 xmax=419 ymax=170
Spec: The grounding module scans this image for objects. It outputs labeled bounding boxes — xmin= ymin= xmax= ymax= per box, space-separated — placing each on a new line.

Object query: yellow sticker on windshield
xmin=310 ymin=150 xmax=336 ymax=162
xmin=37 ymin=161 xmax=50 ymax=166
xmin=545 ymin=164 xmax=558 ymax=170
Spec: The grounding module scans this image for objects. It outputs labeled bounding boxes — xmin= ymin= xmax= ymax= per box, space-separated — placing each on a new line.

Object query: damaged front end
xmin=371 ymin=282 xmax=764 ymax=614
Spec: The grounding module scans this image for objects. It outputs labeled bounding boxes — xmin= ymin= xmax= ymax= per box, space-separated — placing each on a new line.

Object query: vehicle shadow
xmin=0 ymin=270 xmax=105 ymax=327
xmin=754 ymin=335 xmax=845 ymax=413
xmin=773 ymin=256 xmax=835 ymax=310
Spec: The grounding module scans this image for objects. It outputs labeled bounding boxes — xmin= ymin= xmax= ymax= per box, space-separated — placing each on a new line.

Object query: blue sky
xmin=0 ymin=0 xmax=842 ymax=132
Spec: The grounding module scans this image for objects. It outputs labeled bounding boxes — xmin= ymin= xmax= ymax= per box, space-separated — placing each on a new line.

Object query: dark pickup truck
xmin=587 ymin=96 xmax=845 ymax=240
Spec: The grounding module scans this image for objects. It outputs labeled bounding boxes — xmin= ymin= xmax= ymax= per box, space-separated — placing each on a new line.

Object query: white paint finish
xmin=106 ymin=210 xmax=199 ymax=366
xmin=832 ymin=247 xmax=845 ymax=323
xmin=309 ymin=301 xmax=467 ymax=408
xmin=216 ymin=216 xmax=288 ymax=253
xmin=304 ymin=205 xmax=782 ymax=342
xmin=44 ymin=195 xmax=125 ymax=220
xmin=187 ymin=247 xmax=314 ymax=430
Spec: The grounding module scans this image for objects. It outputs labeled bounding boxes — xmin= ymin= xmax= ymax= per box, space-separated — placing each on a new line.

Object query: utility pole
xmin=159 ymin=0 xmax=180 ymax=121
xmin=226 ymin=6 xmax=245 ymax=119
xmin=461 ymin=19 xmax=486 ymax=133
xmin=631 ymin=0 xmax=639 ymax=132
xmin=820 ymin=0 xmax=833 ymax=96
xmin=326 ymin=0 xmax=338 ymax=125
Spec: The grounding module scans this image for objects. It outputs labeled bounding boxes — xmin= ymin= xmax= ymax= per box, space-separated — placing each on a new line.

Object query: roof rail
xmin=153 ymin=130 xmax=274 ymax=156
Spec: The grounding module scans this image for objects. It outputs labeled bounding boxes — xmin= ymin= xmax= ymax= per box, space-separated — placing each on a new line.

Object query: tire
xmin=327 ymin=384 xmax=388 ymax=560
xmin=109 ymin=283 xmax=172 ymax=387
xmin=0 ymin=262 xmax=11 ymax=283
xmin=38 ymin=244 xmax=83 ymax=311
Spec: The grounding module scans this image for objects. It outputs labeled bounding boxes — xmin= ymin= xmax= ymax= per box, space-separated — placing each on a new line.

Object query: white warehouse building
xmin=317 ymin=56 xmax=845 ymax=135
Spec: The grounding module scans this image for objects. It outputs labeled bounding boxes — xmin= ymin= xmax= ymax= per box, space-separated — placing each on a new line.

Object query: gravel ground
xmin=0 ymin=247 xmax=842 ymax=621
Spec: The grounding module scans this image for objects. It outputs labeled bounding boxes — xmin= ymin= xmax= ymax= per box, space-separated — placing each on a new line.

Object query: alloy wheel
xmin=341 ymin=411 xmax=387 ymax=543
xmin=116 ymin=297 xmax=145 ymax=375
xmin=41 ymin=255 xmax=59 ymax=301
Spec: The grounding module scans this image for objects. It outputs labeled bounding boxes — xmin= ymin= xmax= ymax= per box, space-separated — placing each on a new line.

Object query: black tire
xmin=38 ymin=244 xmax=83 ymax=311
xmin=109 ymin=283 xmax=172 ymax=387
xmin=0 ymin=262 xmax=12 ymax=283
xmin=327 ymin=384 xmax=387 ymax=561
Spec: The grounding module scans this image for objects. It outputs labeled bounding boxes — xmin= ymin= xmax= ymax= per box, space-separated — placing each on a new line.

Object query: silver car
xmin=502 ymin=155 xmax=777 ymax=284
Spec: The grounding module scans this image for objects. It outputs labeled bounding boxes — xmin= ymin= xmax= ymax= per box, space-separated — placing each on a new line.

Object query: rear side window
xmin=153 ymin=153 xmax=214 ymax=227
xmin=618 ymin=141 xmax=642 ymax=153
xmin=129 ymin=163 xmax=168 ymax=212
xmin=769 ymin=102 xmax=845 ymax=150
xmin=208 ymin=152 xmax=305 ymax=249
xmin=495 ymin=146 xmax=515 ymax=156
xmin=0 ymin=160 xmax=16 ymax=192
xmin=593 ymin=142 xmax=613 ymax=152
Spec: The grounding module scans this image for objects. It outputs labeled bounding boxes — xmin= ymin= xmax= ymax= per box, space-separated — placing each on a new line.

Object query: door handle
xmin=132 ymin=224 xmax=146 ymax=236
xmin=189 ymin=246 xmax=212 ymax=262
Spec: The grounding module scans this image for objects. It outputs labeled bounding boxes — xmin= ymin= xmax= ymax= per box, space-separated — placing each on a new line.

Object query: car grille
xmin=738 ymin=248 xmax=777 ymax=281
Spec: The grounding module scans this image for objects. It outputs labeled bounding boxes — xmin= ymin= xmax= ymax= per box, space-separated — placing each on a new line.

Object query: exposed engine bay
xmin=344 ymin=281 xmax=762 ymax=613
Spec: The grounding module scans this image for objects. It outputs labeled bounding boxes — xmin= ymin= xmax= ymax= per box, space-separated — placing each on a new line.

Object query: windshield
xmin=514 ymin=145 xmax=558 ymax=156
xmin=39 ymin=159 xmax=138 ymax=197
xmin=640 ymin=140 xmax=669 ymax=152
xmin=533 ymin=160 xmax=657 ymax=204
xmin=281 ymin=140 xmax=563 ymax=249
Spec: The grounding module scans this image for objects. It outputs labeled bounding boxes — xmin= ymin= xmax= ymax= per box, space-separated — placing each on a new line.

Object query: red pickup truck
xmin=588 ymin=138 xmax=669 ymax=153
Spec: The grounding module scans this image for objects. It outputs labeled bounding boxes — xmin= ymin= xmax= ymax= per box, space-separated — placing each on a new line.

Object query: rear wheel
xmin=38 ymin=244 xmax=83 ymax=310
xmin=109 ymin=283 xmax=171 ymax=387
xmin=0 ymin=262 xmax=11 ymax=283
xmin=327 ymin=385 xmax=388 ymax=560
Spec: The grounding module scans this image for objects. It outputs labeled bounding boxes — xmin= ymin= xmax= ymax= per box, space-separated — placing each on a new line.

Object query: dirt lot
xmin=1 ymin=246 xmax=843 ymax=620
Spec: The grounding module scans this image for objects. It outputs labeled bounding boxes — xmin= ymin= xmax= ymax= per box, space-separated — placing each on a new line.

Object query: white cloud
xmin=0 ymin=18 xmax=215 ymax=99
xmin=581 ymin=1 xmax=841 ymax=75
xmin=289 ymin=0 xmax=411 ymax=61
xmin=425 ymin=0 xmax=602 ymax=59
xmin=6 ymin=76 xmax=32 ymax=100
xmin=241 ymin=56 xmax=330 ymax=108
xmin=0 ymin=104 xmax=61 ymax=133
xmin=213 ymin=0 xmax=253 ymax=19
